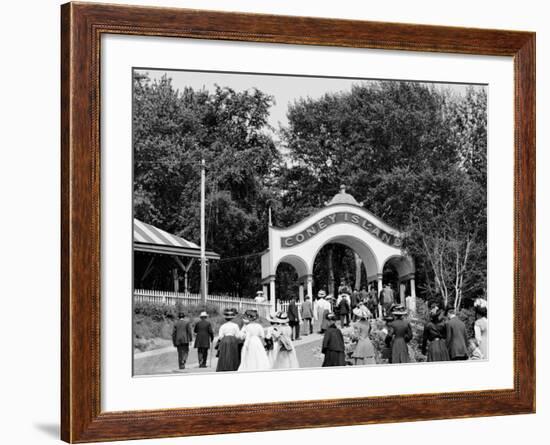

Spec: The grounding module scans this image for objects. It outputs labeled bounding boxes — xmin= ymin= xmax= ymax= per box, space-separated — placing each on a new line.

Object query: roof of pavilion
xmin=133 ymin=218 xmax=220 ymax=260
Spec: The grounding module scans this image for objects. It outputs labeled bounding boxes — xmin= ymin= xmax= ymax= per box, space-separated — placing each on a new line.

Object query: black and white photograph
xmin=132 ymin=68 xmax=488 ymax=376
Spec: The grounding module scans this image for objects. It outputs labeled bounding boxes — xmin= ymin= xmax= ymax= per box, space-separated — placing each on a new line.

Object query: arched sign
xmin=281 ymin=211 xmax=402 ymax=248
xmin=260 ymin=186 xmax=415 ymax=310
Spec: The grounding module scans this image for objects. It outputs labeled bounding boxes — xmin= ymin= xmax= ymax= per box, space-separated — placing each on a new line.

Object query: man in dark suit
xmin=172 ymin=311 xmax=193 ymax=369
xmin=301 ymin=296 xmax=314 ymax=335
xmin=194 ymin=311 xmax=214 ymax=368
xmin=337 ymin=295 xmax=350 ymax=327
xmin=445 ymin=308 xmax=469 ymax=360
xmin=287 ymin=296 xmax=301 ymax=341
xmin=368 ymin=285 xmax=379 ymax=318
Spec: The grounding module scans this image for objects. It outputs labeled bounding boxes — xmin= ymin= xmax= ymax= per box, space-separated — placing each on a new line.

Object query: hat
xmin=353 ymin=306 xmax=372 ymax=319
xmin=391 ymin=305 xmax=408 ymax=316
xmin=199 ymin=311 xmax=208 ymax=318
xmin=326 ymin=312 xmax=337 ymax=321
xmin=473 ymin=297 xmax=487 ymax=309
xmin=256 ymin=290 xmax=264 ymax=295
xmin=318 ymin=290 xmax=326 ymax=298
xmin=244 ymin=309 xmax=259 ymax=322
xmin=274 ymin=311 xmax=289 ymax=324
xmin=223 ymin=308 xmax=236 ymax=319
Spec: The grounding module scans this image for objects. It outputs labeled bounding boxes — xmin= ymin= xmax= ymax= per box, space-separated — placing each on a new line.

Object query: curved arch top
xmin=261 ymin=188 xmax=415 ymax=295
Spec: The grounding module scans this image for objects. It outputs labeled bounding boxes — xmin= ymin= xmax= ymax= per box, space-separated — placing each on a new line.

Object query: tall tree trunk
xmin=327 ymin=246 xmax=335 ymax=296
xmin=354 ymin=253 xmax=362 ymax=291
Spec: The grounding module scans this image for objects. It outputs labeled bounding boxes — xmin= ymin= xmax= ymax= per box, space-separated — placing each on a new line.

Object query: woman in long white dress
xmin=474 ymin=306 xmax=488 ymax=359
xmin=267 ymin=312 xmax=299 ymax=369
xmin=237 ymin=310 xmax=270 ymax=371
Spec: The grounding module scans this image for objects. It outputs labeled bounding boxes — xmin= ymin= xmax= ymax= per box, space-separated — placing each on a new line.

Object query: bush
xmin=133 ymin=300 xmax=226 ymax=349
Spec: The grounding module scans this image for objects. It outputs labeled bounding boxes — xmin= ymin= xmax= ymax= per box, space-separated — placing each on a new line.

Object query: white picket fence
xmin=134 ymin=289 xmax=272 ymax=319
xmin=277 ymin=301 xmax=303 ymax=314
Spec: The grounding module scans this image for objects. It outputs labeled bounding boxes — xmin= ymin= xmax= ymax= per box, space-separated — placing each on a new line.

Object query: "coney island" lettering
xmin=281 ymin=212 xmax=402 ymax=248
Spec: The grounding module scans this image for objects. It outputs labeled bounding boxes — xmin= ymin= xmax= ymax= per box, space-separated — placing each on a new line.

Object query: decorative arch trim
xmin=281 ymin=211 xmax=402 ymax=249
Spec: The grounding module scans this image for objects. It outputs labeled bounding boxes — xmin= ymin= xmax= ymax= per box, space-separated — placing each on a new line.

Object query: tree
xmin=279 ymin=81 xmax=487 ymax=306
xmin=133 ymin=73 xmax=280 ymax=296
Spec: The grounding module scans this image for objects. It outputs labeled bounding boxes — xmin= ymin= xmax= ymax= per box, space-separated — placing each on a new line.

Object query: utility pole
xmin=200 ymin=159 xmax=207 ymax=305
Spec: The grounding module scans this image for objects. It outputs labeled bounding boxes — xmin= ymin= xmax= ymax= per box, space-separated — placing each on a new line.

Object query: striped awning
xmin=134 ymin=218 xmax=220 ymax=259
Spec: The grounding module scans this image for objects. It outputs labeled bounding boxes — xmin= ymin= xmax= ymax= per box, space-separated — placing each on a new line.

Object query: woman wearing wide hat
xmin=351 ymin=305 xmax=376 ymax=365
xmin=237 ymin=309 xmax=270 ymax=371
xmin=386 ymin=305 xmax=412 ymax=364
xmin=321 ymin=313 xmax=346 ymax=367
xmin=421 ymin=308 xmax=450 ymax=362
xmin=215 ymin=308 xmax=241 ymax=372
xmin=266 ymin=311 xmax=300 ymax=369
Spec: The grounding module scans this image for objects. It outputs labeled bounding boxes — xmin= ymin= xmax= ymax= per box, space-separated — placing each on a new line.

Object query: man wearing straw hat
xmin=194 ymin=311 xmax=214 ymax=368
xmin=315 ymin=290 xmax=331 ymax=334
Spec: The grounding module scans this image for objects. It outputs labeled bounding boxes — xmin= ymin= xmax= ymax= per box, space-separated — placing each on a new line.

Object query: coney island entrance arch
xmin=261 ymin=186 xmax=416 ymax=312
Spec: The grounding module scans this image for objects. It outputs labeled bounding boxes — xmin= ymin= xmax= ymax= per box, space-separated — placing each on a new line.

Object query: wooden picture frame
xmin=61 ymin=2 xmax=535 ymax=442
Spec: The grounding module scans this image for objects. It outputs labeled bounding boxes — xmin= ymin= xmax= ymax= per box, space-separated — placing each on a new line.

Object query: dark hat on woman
xmin=223 ymin=308 xmax=236 ymax=320
xmin=244 ymin=309 xmax=259 ymax=321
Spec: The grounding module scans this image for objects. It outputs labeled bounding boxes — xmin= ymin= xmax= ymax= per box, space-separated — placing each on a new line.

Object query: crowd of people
xmin=171 ymin=286 xmax=488 ymax=372
xmin=420 ymin=300 xmax=488 ymax=363
xmin=172 ymin=307 xmax=302 ymax=372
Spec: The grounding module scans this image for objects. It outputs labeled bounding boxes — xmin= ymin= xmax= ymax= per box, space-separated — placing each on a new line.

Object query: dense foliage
xmin=133 ymin=73 xmax=487 ymax=308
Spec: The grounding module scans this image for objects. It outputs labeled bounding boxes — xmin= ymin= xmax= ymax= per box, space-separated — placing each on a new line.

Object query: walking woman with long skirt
xmin=215 ymin=308 xmax=241 ymax=372
xmin=474 ymin=305 xmax=488 ymax=359
xmin=351 ymin=305 xmax=376 ymax=365
xmin=386 ymin=305 xmax=412 ymax=364
xmin=421 ymin=309 xmax=450 ymax=362
xmin=266 ymin=312 xmax=299 ymax=369
xmin=322 ymin=313 xmax=346 ymax=367
xmin=237 ymin=309 xmax=270 ymax=371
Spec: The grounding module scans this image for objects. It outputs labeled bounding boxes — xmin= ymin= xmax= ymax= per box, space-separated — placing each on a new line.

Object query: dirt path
xmin=133 ymin=333 xmax=323 ymax=376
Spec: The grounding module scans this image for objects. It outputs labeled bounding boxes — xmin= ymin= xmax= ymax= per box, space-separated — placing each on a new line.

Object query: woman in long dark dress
xmin=215 ymin=309 xmax=241 ymax=372
xmin=386 ymin=305 xmax=412 ymax=364
xmin=421 ymin=310 xmax=450 ymax=362
xmin=322 ymin=313 xmax=346 ymax=367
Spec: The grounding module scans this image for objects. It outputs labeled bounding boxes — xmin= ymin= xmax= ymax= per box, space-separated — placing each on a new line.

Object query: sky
xmin=137 ymin=68 xmax=486 ymax=132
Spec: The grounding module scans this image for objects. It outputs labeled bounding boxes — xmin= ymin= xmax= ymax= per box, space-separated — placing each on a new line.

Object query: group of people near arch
xmin=171 ymin=286 xmax=488 ymax=372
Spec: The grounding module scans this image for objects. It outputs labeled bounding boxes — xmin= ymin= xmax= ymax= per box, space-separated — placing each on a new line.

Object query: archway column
xmin=298 ymin=283 xmax=304 ymax=303
xmin=306 ymin=274 xmax=313 ymax=299
xmin=399 ymin=281 xmax=406 ymax=305
xmin=377 ymin=273 xmax=383 ymax=319
xmin=409 ymin=277 xmax=417 ymax=313
xmin=269 ymin=276 xmax=276 ymax=313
